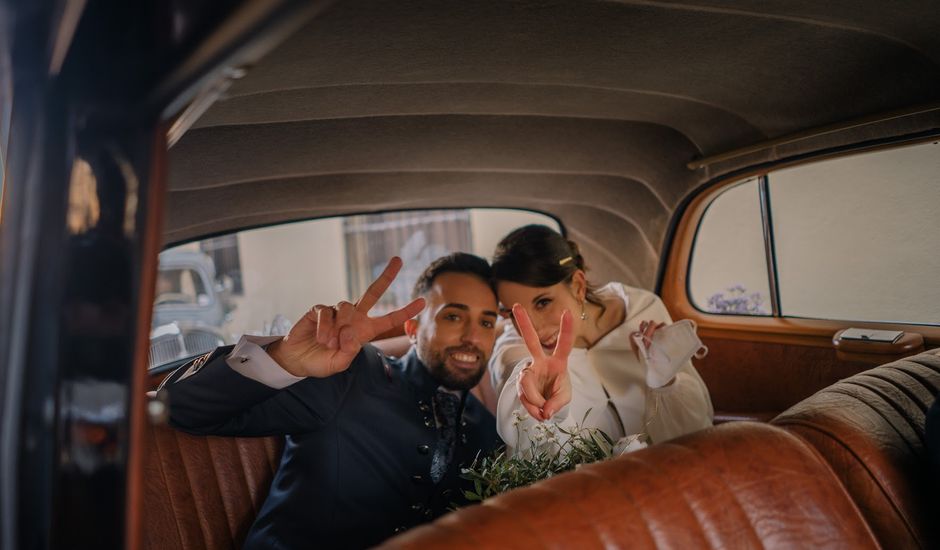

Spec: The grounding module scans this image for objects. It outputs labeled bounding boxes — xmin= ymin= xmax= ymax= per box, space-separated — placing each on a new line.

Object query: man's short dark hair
xmin=411 ymin=253 xmax=494 ymax=299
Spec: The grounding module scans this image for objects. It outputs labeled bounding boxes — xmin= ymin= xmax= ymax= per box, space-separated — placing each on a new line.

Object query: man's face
xmin=407 ymin=272 xmax=499 ymax=390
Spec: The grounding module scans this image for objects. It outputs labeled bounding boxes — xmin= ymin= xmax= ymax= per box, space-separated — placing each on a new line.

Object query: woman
xmin=490 ymin=225 xmax=713 ymax=456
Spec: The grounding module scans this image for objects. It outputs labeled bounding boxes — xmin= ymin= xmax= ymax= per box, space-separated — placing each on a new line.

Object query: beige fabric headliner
xmin=168 ymin=0 xmax=940 ymax=288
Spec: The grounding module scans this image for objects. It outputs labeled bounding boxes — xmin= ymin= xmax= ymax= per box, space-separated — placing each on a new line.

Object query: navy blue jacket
xmin=162 ymin=344 xmax=501 ymax=549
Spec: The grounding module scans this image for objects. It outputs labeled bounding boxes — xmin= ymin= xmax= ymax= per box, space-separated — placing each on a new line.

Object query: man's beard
xmin=418 ymin=343 xmax=487 ymax=391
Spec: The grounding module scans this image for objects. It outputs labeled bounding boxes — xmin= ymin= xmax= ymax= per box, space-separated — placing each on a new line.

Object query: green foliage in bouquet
xmin=460 ymin=410 xmax=643 ymax=502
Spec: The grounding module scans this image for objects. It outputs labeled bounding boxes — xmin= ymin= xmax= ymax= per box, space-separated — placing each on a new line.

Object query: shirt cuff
xmin=226 ymin=335 xmax=305 ymax=389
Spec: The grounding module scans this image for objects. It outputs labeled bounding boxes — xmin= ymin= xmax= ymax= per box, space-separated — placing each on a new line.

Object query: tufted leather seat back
xmin=773 ymin=349 xmax=940 ymax=549
xmin=142 ymin=417 xmax=283 ymax=550
xmin=380 ymin=422 xmax=879 ymax=550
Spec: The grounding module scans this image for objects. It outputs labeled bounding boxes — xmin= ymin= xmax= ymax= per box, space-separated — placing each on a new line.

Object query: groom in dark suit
xmin=160 ymin=253 xmax=502 ymax=549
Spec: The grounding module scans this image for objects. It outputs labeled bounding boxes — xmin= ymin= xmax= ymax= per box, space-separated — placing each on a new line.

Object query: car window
xmin=689 ymin=178 xmax=772 ymax=316
xmin=149 ymin=208 xmax=560 ymax=368
xmin=689 ymin=140 xmax=940 ymax=325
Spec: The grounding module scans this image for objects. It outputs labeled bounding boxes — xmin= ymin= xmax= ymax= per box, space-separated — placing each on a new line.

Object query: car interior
xmin=1 ymin=0 xmax=939 ymax=549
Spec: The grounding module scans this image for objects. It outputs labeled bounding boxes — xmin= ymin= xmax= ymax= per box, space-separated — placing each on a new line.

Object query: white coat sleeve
xmin=627 ymin=289 xmax=714 ymax=443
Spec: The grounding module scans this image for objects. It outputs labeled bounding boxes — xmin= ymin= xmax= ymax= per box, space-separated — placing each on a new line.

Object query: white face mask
xmin=632 ymin=319 xmax=708 ymax=388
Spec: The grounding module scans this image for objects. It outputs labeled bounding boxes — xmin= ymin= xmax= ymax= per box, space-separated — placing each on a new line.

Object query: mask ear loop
xmin=687 ymin=320 xmax=709 ymax=359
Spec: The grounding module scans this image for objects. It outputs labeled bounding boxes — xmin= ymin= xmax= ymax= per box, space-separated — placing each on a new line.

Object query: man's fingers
xmin=552 ymin=309 xmax=575 ymax=359
xmin=512 ymin=304 xmax=545 ymax=359
xmin=314 ymin=305 xmax=333 ymax=345
xmin=328 ymin=326 xmax=362 ymax=375
xmin=355 ymin=256 xmax=402 ymax=313
xmin=370 ymin=297 xmax=426 ymax=335
xmin=335 ymin=301 xmax=355 ymax=326
xmin=338 ymin=325 xmax=360 ymax=354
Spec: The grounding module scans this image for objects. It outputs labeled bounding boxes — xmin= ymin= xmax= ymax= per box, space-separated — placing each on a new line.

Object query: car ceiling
xmin=167 ymin=0 xmax=940 ymax=289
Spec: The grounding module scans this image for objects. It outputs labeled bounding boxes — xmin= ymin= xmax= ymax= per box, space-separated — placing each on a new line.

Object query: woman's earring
xmin=580 ymin=300 xmax=587 ymax=321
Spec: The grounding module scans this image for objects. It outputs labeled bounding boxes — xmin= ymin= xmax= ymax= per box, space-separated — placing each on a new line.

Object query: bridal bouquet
xmin=460 ymin=410 xmax=648 ymax=502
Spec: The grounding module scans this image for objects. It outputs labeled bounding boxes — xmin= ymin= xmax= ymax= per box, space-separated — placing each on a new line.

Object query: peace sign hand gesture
xmin=514 ymin=304 xmax=575 ymax=421
xmin=267 ymin=257 xmax=426 ymax=378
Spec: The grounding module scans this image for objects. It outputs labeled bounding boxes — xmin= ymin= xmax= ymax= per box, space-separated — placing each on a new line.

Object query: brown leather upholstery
xmin=773 ymin=349 xmax=940 ymax=550
xmin=142 ymin=418 xmax=283 ymax=550
xmin=141 ymin=345 xmax=938 ymax=549
xmin=379 ymin=422 xmax=879 ymax=550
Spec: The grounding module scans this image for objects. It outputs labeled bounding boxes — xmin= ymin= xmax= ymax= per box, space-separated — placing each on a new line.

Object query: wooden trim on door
xmin=661 ymin=164 xmax=940 ymax=348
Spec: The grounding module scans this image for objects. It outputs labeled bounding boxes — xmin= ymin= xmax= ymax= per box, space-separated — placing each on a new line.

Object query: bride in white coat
xmin=488 ymin=225 xmax=714 ymax=456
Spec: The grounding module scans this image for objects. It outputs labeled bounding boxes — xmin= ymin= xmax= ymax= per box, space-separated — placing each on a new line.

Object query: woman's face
xmin=497 ymin=271 xmax=587 ymax=351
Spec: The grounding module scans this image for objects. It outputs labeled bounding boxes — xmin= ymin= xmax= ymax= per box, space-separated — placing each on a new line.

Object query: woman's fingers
xmin=517 ymin=366 xmax=547 ymax=417
xmin=518 ymin=369 xmax=547 ymax=408
xmin=641 ymin=319 xmax=658 ymax=348
xmin=519 ymin=391 xmax=544 ymax=421
xmin=552 ymin=309 xmax=575 ymax=360
xmin=512 ymin=304 xmax=545 ymax=360
xmin=542 ymin=386 xmax=570 ymax=420
xmin=355 ymin=256 xmax=402 ymax=313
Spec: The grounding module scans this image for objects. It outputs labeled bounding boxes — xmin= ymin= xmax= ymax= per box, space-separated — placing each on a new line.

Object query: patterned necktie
xmin=430 ymin=390 xmax=460 ymax=484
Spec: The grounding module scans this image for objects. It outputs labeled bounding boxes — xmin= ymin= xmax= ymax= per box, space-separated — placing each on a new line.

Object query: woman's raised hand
xmin=631 ymin=320 xmax=666 ymax=359
xmin=267 ymin=257 xmax=426 ymax=378
xmin=514 ymin=304 xmax=575 ymax=421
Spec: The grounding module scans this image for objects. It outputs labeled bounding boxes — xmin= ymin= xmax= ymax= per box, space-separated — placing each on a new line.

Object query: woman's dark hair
xmin=491 ymin=225 xmax=603 ymax=308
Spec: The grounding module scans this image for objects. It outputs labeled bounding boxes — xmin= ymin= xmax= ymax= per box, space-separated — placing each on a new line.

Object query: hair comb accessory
xmin=558 ymin=256 xmax=573 ymax=266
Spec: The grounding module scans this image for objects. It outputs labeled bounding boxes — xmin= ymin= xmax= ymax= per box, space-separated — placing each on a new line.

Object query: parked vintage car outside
xmin=149 ymin=249 xmax=234 ymax=367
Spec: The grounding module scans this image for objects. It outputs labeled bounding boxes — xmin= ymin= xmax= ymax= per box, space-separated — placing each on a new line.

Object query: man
xmin=160 ymin=253 xmax=502 ymax=549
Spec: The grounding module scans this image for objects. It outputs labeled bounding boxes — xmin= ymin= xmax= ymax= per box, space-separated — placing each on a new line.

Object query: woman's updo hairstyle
xmin=491 ymin=225 xmax=603 ymax=308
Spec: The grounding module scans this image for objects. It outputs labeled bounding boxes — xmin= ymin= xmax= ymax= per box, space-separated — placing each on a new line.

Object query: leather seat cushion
xmin=142 ymin=419 xmax=283 ymax=549
xmin=773 ymin=349 xmax=940 ymax=549
xmin=380 ymin=422 xmax=878 ymax=549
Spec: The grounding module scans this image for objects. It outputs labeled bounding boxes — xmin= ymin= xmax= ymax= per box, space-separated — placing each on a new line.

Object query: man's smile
xmin=447 ymin=348 xmax=483 ymax=369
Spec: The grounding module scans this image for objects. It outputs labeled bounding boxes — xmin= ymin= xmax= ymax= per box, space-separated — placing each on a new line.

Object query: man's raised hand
xmin=267 ymin=257 xmax=425 ymax=378
xmin=514 ymin=304 xmax=575 ymax=421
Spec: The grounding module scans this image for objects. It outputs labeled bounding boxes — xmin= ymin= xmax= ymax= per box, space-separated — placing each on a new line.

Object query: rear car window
xmin=149 ymin=208 xmax=559 ymax=368
xmin=689 ymin=140 xmax=940 ymax=325
xmin=689 ymin=178 xmax=772 ymax=316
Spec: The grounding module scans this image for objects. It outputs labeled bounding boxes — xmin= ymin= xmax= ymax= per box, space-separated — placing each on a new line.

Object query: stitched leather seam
xmin=524 ymin=483 xmax=607 ymax=547
xmin=663 ymin=441 xmax=764 ymax=549
xmin=843 ymin=377 xmax=927 ymax=441
xmin=778 ymin=420 xmax=922 ymax=547
xmin=824 ymin=385 xmax=923 ymax=456
xmin=890 ymin=363 xmax=940 ymax=394
xmin=187 ymin=436 xmax=215 ymax=549
xmin=151 ymin=428 xmax=187 ymax=549
xmin=655 ymin=442 xmax=734 ymax=550
xmin=174 ymin=432 xmax=211 ymax=549
xmin=206 ymin=437 xmax=241 ymax=543
xmin=235 ymin=439 xmax=259 ymax=516
xmin=579 ymin=464 xmax=664 ymax=547
xmin=858 ymin=372 xmax=930 ymax=413
xmin=479 ymin=499 xmax=546 ymax=545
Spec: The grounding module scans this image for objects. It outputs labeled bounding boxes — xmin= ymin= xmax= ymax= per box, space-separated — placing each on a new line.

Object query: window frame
xmin=148 ymin=206 xmax=565 ymax=372
xmin=661 ymin=134 xmax=940 ymax=347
